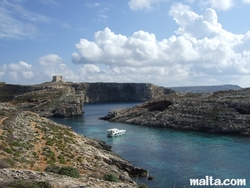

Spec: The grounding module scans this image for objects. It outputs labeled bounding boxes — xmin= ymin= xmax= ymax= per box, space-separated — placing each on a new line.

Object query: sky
xmin=1 ymin=0 xmax=250 ymax=87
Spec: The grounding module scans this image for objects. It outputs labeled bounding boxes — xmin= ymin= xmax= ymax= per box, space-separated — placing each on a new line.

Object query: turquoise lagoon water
xmin=51 ymin=102 xmax=250 ymax=188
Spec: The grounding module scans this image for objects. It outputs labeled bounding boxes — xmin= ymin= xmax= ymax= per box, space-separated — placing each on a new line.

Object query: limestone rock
xmin=10 ymin=87 xmax=84 ymax=117
xmin=100 ymin=88 xmax=250 ymax=136
xmin=0 ymin=103 xmax=146 ymax=187
xmin=0 ymin=82 xmax=174 ymax=104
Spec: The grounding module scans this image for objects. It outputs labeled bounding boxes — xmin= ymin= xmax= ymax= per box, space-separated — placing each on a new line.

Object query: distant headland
xmin=0 ymin=75 xmax=242 ymax=118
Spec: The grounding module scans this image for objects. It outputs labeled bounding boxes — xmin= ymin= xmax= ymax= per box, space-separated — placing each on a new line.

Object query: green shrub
xmin=57 ymin=155 xmax=65 ymax=164
xmin=11 ymin=141 xmax=21 ymax=147
xmin=104 ymin=172 xmax=119 ymax=182
xmin=45 ymin=165 xmax=61 ymax=174
xmin=46 ymin=140 xmax=54 ymax=146
xmin=138 ymin=183 xmax=148 ymax=188
xmin=58 ymin=166 xmax=80 ymax=178
xmin=2 ymin=157 xmax=15 ymax=167
xmin=36 ymin=181 xmax=52 ymax=188
xmin=0 ymin=180 xmax=52 ymax=188
xmin=4 ymin=147 xmax=12 ymax=154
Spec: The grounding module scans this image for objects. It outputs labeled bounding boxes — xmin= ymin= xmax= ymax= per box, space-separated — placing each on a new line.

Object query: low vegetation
xmin=45 ymin=165 xmax=80 ymax=178
xmin=0 ymin=107 xmax=79 ymax=170
xmin=104 ymin=172 xmax=119 ymax=182
xmin=0 ymin=103 xmax=142 ymax=187
xmin=0 ymin=180 xmax=52 ymax=188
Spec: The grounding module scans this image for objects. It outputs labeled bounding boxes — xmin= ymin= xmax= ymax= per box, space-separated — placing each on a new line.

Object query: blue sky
xmin=1 ymin=0 xmax=250 ymax=87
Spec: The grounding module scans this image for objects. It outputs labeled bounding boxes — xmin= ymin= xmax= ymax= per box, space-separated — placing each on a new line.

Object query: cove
xmin=51 ymin=102 xmax=250 ymax=188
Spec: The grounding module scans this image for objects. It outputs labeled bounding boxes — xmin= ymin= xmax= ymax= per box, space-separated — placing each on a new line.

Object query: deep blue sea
xmin=51 ymin=102 xmax=250 ymax=188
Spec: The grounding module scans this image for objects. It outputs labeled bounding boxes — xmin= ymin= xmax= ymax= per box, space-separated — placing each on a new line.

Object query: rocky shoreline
xmin=100 ymin=88 xmax=250 ymax=136
xmin=0 ymin=102 xmax=147 ymax=187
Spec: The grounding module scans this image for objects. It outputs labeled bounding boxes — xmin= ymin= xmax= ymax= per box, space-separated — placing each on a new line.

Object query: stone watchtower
xmin=52 ymin=75 xmax=64 ymax=83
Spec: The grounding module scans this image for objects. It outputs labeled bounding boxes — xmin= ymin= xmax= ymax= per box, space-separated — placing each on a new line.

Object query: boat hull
xmin=107 ymin=129 xmax=126 ymax=137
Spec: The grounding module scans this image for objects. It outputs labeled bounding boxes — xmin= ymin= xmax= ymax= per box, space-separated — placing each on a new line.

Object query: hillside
xmin=0 ymin=102 xmax=146 ymax=187
xmin=169 ymin=84 xmax=241 ymax=93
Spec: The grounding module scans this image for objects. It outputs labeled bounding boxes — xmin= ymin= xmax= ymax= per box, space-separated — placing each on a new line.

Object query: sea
xmin=51 ymin=102 xmax=250 ymax=188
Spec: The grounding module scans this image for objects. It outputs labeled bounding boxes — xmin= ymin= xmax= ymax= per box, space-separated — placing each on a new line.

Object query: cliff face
xmin=10 ymin=86 xmax=84 ymax=117
xmin=0 ymin=84 xmax=34 ymax=102
xmin=0 ymin=82 xmax=173 ymax=103
xmin=0 ymin=103 xmax=146 ymax=187
xmin=0 ymin=82 xmax=173 ymax=117
xmin=100 ymin=88 xmax=250 ymax=136
xmin=71 ymin=82 xmax=173 ymax=102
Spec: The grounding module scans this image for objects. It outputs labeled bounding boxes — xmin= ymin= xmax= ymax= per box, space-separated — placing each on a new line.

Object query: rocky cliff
xmin=0 ymin=82 xmax=173 ymax=103
xmin=73 ymin=82 xmax=173 ymax=103
xmin=100 ymin=88 xmax=250 ymax=136
xmin=0 ymin=103 xmax=146 ymax=187
xmin=10 ymin=85 xmax=84 ymax=118
xmin=0 ymin=82 xmax=173 ymax=117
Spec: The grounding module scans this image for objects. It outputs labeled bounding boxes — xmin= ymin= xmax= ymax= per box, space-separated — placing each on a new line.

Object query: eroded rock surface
xmin=0 ymin=103 xmax=146 ymax=187
xmin=1 ymin=82 xmax=174 ymax=117
xmin=10 ymin=87 xmax=84 ymax=117
xmin=100 ymin=88 xmax=250 ymax=136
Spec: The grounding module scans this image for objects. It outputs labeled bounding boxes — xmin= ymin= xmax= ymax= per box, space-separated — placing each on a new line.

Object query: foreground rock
xmin=0 ymin=169 xmax=137 ymax=188
xmin=100 ymin=88 xmax=250 ymax=136
xmin=0 ymin=103 xmax=146 ymax=187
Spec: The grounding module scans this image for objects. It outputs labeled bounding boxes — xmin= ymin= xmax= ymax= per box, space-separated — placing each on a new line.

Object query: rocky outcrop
xmin=0 ymin=168 xmax=137 ymax=188
xmin=1 ymin=82 xmax=173 ymax=117
xmin=0 ymin=84 xmax=34 ymax=102
xmin=0 ymin=103 xmax=146 ymax=187
xmin=10 ymin=87 xmax=84 ymax=117
xmin=100 ymin=88 xmax=250 ymax=136
xmin=0 ymin=82 xmax=173 ymax=103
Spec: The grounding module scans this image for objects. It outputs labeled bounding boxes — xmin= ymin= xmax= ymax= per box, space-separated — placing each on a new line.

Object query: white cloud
xmin=0 ymin=72 xmax=5 ymax=79
xmin=1 ymin=61 xmax=35 ymax=82
xmin=169 ymin=3 xmax=224 ymax=39
xmin=188 ymin=0 xmax=243 ymax=10
xmin=128 ymin=0 xmax=166 ymax=11
xmin=8 ymin=61 xmax=32 ymax=71
xmin=40 ymin=63 xmax=80 ymax=83
xmin=0 ymin=54 xmax=80 ymax=84
xmin=78 ymin=64 xmax=101 ymax=74
xmin=201 ymin=0 xmax=234 ymax=10
xmin=242 ymin=0 xmax=250 ymax=4
xmin=71 ymin=26 xmax=199 ymax=67
xmin=0 ymin=5 xmax=31 ymax=39
xmin=0 ymin=0 xmax=52 ymax=39
xmin=3 ymin=2 xmax=250 ymax=87
xmin=0 ymin=64 xmax=7 ymax=80
xmin=39 ymin=54 xmax=62 ymax=66
xmin=71 ymin=4 xmax=250 ymax=87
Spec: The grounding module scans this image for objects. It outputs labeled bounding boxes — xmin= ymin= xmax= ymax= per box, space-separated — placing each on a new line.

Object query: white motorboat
xmin=107 ymin=128 xmax=126 ymax=137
